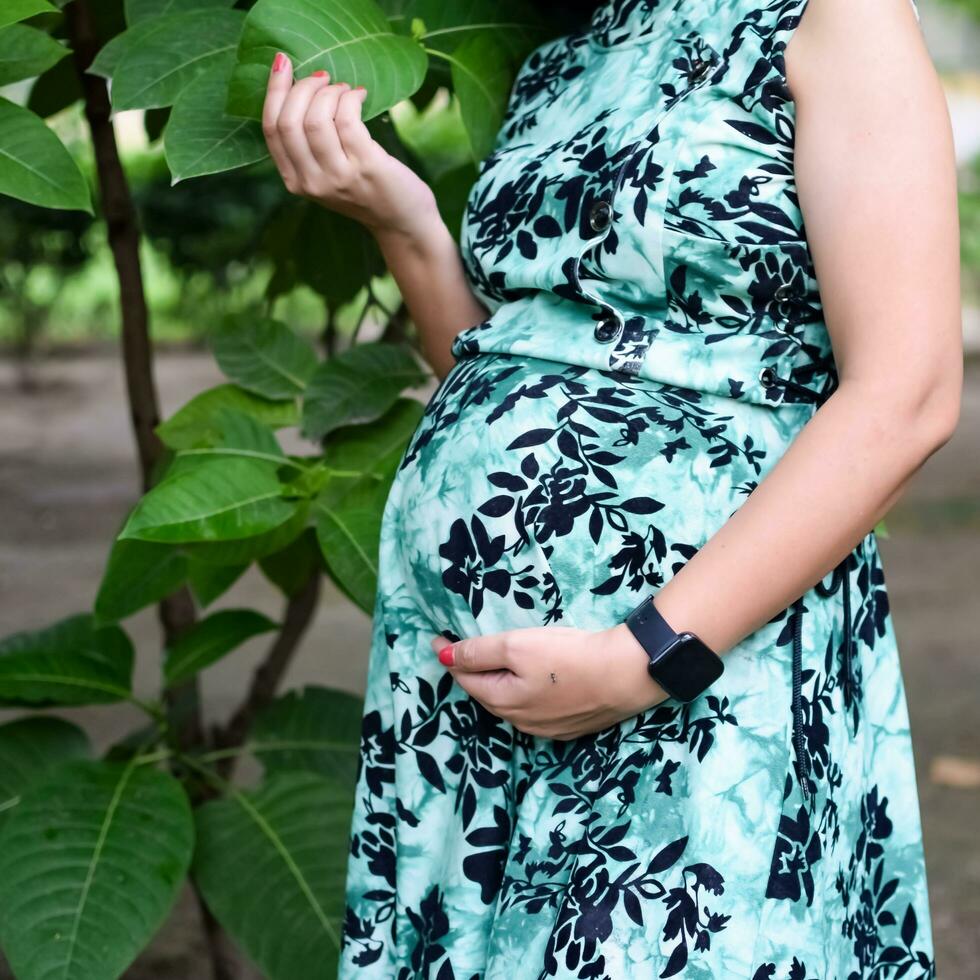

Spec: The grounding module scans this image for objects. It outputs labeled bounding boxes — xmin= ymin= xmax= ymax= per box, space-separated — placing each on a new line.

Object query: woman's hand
xmin=262 ymin=51 xmax=443 ymax=242
xmin=429 ymin=624 xmax=669 ymax=740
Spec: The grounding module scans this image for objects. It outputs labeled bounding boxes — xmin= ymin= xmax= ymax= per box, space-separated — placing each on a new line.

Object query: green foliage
xmin=0 ymin=614 xmax=134 ymax=707
xmin=0 ymin=0 xmax=570 ymax=976
xmin=192 ymin=771 xmax=354 ymax=979
xmin=0 ymin=758 xmax=194 ymax=980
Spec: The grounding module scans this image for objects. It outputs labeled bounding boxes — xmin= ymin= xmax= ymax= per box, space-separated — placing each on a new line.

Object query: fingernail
xmin=272 ymin=52 xmax=286 ymax=72
xmin=438 ymin=646 xmax=455 ymax=667
xmin=354 ymin=85 xmax=366 ymax=92
xmin=312 ymin=69 xmax=328 ymax=77
xmin=338 ymin=82 xmax=350 ymax=91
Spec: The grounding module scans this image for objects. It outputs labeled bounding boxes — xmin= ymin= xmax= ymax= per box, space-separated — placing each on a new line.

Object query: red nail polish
xmin=272 ymin=52 xmax=286 ymax=72
xmin=438 ymin=647 xmax=455 ymax=667
xmin=312 ymin=69 xmax=328 ymax=77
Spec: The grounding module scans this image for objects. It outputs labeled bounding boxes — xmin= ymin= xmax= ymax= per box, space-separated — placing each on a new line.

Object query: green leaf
xmin=0 ymin=613 xmax=134 ymax=707
xmin=314 ymin=475 xmax=390 ymax=614
xmin=263 ymin=200 xmax=384 ymax=308
xmin=410 ymin=0 xmax=547 ymax=54
xmin=27 ymin=54 xmax=82 ymax=117
xmin=107 ymin=8 xmax=245 ymax=111
xmin=0 ymin=0 xmax=58 ymax=31
xmin=126 ymin=0 xmax=235 ymax=27
xmin=164 ymin=608 xmax=278 ymax=685
xmin=211 ymin=315 xmax=318 ymax=400
xmin=322 ymin=396 xmax=424 ymax=479
xmin=156 ymin=382 xmax=298 ymax=451
xmin=119 ymin=456 xmax=298 ymax=544
xmin=0 ymin=97 xmax=92 ymax=212
xmin=193 ymin=771 xmax=353 ymax=978
xmin=170 ymin=406 xmax=292 ymax=471
xmin=164 ymin=60 xmax=267 ymax=181
xmin=0 ymin=717 xmax=91 ymax=828
xmin=94 ymin=537 xmax=188 ymax=624
xmin=0 ymin=24 xmax=68 ymax=86
xmin=226 ymin=0 xmax=427 ymax=122
xmin=0 ymin=758 xmax=194 ymax=980
xmin=301 ymin=342 xmax=427 ymax=441
xmin=187 ymin=557 xmax=249 ymax=606
xmin=252 ymin=686 xmax=363 ymax=784
xmin=448 ymin=32 xmax=514 ymax=162
xmin=258 ymin=527 xmax=323 ymax=598
xmin=181 ymin=497 xmax=310 ymax=566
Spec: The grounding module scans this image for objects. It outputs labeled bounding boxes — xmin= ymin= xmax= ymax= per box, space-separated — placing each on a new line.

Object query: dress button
xmin=773 ymin=283 xmax=795 ymax=301
xmin=690 ymin=57 xmax=712 ymax=80
xmin=588 ymin=199 xmax=612 ymax=233
xmin=594 ymin=314 xmax=621 ymax=343
xmin=759 ymin=367 xmax=777 ymax=388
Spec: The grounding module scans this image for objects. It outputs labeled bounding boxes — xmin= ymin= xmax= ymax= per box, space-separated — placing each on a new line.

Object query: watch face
xmin=646 ymin=633 xmax=724 ymax=703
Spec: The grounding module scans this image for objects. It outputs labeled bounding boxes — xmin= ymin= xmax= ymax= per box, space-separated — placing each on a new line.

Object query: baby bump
xmin=379 ymin=351 xmax=810 ymax=641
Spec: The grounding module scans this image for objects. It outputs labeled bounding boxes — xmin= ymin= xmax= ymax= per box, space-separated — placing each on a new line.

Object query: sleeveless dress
xmin=339 ymin=1 xmax=937 ymax=977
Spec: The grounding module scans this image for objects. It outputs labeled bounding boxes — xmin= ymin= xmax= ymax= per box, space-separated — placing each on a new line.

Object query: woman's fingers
xmin=275 ymin=72 xmax=332 ymax=180
xmin=304 ymin=82 xmax=353 ymax=174
xmin=335 ymin=87 xmax=376 ymax=160
xmin=262 ymin=51 xmax=297 ymax=188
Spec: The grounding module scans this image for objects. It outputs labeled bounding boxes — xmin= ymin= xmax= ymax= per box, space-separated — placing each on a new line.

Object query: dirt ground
xmin=0 ymin=347 xmax=977 ymax=979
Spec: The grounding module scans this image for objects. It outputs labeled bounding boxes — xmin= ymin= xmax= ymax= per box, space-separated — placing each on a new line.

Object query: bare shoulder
xmin=785 ymin=0 xmax=938 ymax=110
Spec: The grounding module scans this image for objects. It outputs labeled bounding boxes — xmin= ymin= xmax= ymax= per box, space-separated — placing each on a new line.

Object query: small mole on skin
xmin=550 ymin=672 xmax=557 ymax=684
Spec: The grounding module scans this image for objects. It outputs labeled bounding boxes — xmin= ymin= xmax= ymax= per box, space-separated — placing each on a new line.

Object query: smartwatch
xmin=623 ymin=595 xmax=724 ymax=703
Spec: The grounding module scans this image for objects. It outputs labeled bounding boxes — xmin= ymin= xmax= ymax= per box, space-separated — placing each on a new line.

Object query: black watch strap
xmin=625 ymin=595 xmax=678 ymax=656
xmin=624 ymin=595 xmax=725 ymax=703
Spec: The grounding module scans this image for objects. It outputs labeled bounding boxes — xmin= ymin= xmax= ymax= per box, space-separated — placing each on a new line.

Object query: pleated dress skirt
xmin=338 ymin=350 xmax=936 ymax=980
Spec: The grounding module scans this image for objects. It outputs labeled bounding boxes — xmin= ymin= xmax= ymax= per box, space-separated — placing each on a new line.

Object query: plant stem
xmin=65 ymin=0 xmax=203 ymax=755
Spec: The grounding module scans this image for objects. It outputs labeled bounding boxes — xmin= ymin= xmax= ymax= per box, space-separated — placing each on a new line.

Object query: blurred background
xmin=0 ymin=0 xmax=978 ymax=977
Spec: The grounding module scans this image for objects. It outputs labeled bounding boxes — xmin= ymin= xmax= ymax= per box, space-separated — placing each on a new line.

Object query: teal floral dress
xmin=340 ymin=1 xmax=937 ymax=977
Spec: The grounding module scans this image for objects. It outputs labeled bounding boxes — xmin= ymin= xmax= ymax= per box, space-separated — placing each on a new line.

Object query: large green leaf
xmin=225 ymin=0 xmax=427 ymax=122
xmin=186 ymin=557 xmax=249 ymax=606
xmin=0 ymin=24 xmax=68 ymax=86
xmin=0 ymin=0 xmax=58 ymax=31
xmin=164 ymin=61 xmax=267 ymax=181
xmin=107 ymin=8 xmax=245 ymax=111
xmin=0 ymin=97 xmax=91 ymax=212
xmin=409 ymin=0 xmax=546 ymax=55
xmin=0 ymin=717 xmax=90 ymax=828
xmin=301 ymin=342 xmax=427 ymax=441
xmin=27 ymin=54 xmax=82 ymax=117
xmin=314 ymin=474 xmax=390 ymax=614
xmin=156 ymin=382 xmax=298 ymax=451
xmin=93 ymin=537 xmax=188 ymax=624
xmin=126 ymin=0 xmax=235 ymax=27
xmin=193 ymin=772 xmax=353 ymax=979
xmin=263 ymin=200 xmax=384 ymax=308
xmin=322 ymin=396 xmax=423 ymax=479
xmin=0 ymin=613 xmax=134 ymax=707
xmin=181 ymin=497 xmax=310 ymax=566
xmin=258 ymin=527 xmax=323 ymax=597
xmin=448 ymin=32 xmax=514 ymax=161
xmin=0 ymin=758 xmax=194 ymax=980
xmin=252 ymin=686 xmax=363 ymax=784
xmin=164 ymin=608 xmax=278 ymax=685
xmin=168 ymin=406 xmax=293 ymax=473
xmin=211 ymin=315 xmax=317 ymax=400
xmin=118 ymin=456 xmax=298 ymax=544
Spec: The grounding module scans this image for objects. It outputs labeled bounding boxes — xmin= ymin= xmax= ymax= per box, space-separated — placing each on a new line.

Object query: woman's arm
xmin=261 ymin=54 xmax=488 ymax=380
xmin=372 ymin=223 xmax=489 ymax=381
xmin=600 ymin=0 xmax=962 ymax=677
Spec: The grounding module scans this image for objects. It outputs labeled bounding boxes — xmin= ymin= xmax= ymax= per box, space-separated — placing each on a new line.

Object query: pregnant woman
xmin=263 ymin=0 xmax=961 ymax=976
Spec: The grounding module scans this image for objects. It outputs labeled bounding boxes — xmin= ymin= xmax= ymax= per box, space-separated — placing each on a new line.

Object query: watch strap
xmin=625 ymin=595 xmax=679 ymax=662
